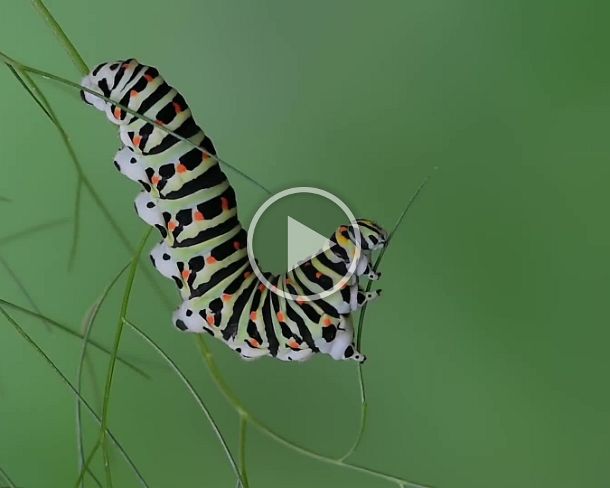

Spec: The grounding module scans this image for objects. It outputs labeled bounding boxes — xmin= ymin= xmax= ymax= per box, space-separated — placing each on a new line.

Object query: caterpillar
xmin=80 ymin=59 xmax=388 ymax=362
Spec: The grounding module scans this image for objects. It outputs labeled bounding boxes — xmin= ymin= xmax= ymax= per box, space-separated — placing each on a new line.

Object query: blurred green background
xmin=1 ymin=0 xmax=610 ymax=487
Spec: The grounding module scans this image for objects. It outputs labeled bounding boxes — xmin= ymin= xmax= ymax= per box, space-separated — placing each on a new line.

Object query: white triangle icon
xmin=287 ymin=216 xmax=332 ymax=271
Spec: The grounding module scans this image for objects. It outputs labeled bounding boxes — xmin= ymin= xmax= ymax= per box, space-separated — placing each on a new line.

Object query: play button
xmin=286 ymin=216 xmax=333 ymax=271
xmin=247 ymin=187 xmax=361 ymax=301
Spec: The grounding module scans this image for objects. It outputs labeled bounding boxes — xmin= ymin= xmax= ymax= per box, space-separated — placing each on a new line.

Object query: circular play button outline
xmin=247 ymin=186 xmax=361 ymax=302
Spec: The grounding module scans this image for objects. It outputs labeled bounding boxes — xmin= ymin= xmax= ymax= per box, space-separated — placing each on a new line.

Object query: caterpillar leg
xmin=234 ymin=343 xmax=269 ymax=361
xmin=318 ymin=315 xmax=365 ymax=362
xmin=362 ymin=260 xmax=381 ymax=281
xmin=113 ymin=146 xmax=147 ymax=184
xmin=348 ymin=285 xmax=382 ymax=311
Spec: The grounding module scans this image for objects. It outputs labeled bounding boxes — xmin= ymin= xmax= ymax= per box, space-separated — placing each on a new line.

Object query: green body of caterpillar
xmin=81 ymin=59 xmax=388 ymax=362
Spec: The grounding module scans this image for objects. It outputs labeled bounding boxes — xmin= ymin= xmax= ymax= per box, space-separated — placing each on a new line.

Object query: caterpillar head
xmin=80 ymin=59 xmax=140 ymax=115
xmin=350 ymin=219 xmax=388 ymax=251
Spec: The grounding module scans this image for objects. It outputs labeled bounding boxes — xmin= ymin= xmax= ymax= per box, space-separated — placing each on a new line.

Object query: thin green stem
xmin=31 ymin=0 xmax=89 ymax=75
xmin=0 ymin=298 xmax=147 ymax=377
xmin=0 ymin=305 xmax=148 ymax=487
xmin=76 ymin=263 xmax=130 ymax=487
xmin=340 ymin=175 xmax=432 ymax=461
xmin=0 ymin=256 xmax=50 ymax=332
xmin=98 ymin=228 xmax=151 ymax=488
xmin=74 ymin=443 xmax=100 ymax=488
xmin=69 ymin=177 xmax=83 ymax=270
xmin=125 ymin=318 xmax=246 ymax=487
xmin=6 ymin=64 xmax=54 ymax=121
xmin=238 ymin=414 xmax=250 ymax=488
xmin=195 ymin=337 xmax=430 ymax=488
xmin=0 ymin=465 xmax=16 ymax=488
xmin=0 ymin=219 xmax=68 ymax=247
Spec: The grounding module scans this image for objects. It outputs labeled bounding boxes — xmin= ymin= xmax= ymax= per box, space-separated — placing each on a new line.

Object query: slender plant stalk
xmin=74 ymin=443 xmax=101 ymax=488
xmin=0 ymin=465 xmax=16 ymax=488
xmin=76 ymin=263 xmax=130 ymax=487
xmin=0 ymin=219 xmax=68 ymax=247
xmin=0 ymin=256 xmax=50 ymax=331
xmin=195 ymin=337 xmax=431 ymax=488
xmin=69 ymin=177 xmax=83 ymax=269
xmin=6 ymin=63 xmax=54 ymax=120
xmin=0 ymin=305 xmax=149 ymax=487
xmin=0 ymin=298 xmax=147 ymax=377
xmin=31 ymin=0 xmax=89 ymax=75
xmin=238 ymin=414 xmax=250 ymax=488
xmin=125 ymin=318 xmax=247 ymax=487
xmin=340 ymin=175 xmax=432 ymax=461
xmin=98 ymin=228 xmax=152 ymax=487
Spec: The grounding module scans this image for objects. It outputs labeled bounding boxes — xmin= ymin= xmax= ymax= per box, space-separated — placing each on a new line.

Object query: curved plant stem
xmin=237 ymin=414 xmax=249 ymax=488
xmin=0 ymin=218 xmax=68 ymax=247
xmin=76 ymin=263 xmax=130 ymax=487
xmin=74 ymin=443 xmax=100 ymax=488
xmin=0 ymin=255 xmax=49 ymax=331
xmin=98 ymin=228 xmax=152 ymax=487
xmin=195 ymin=337 xmax=431 ymax=488
xmin=31 ymin=0 xmax=89 ymax=75
xmin=124 ymin=318 xmax=246 ymax=487
xmin=340 ymin=175 xmax=432 ymax=461
xmin=0 ymin=465 xmax=16 ymax=488
xmin=0 ymin=297 xmax=147 ymax=377
xmin=0 ymin=305 xmax=149 ymax=487
xmin=68 ymin=177 xmax=83 ymax=270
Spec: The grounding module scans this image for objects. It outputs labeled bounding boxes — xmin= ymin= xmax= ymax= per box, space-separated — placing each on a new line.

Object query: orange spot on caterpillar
xmin=222 ymin=293 xmax=232 ymax=302
xmin=323 ymin=317 xmax=333 ymax=327
xmin=206 ymin=256 xmax=217 ymax=265
xmin=167 ymin=221 xmax=178 ymax=232
xmin=315 ymin=271 xmax=322 ymax=279
xmin=339 ymin=226 xmax=348 ymax=232
xmin=144 ymin=74 xmax=154 ymax=82
xmin=176 ymin=163 xmax=187 ymax=173
xmin=243 ymin=271 xmax=252 ymax=278
xmin=249 ymin=311 xmax=257 ymax=321
xmin=113 ymin=107 xmax=122 ymax=119
xmin=258 ymin=284 xmax=266 ymax=292
xmin=233 ymin=241 xmax=241 ymax=250
xmin=173 ymin=102 xmax=183 ymax=113
xmin=276 ymin=311 xmax=285 ymax=322
xmin=202 ymin=151 xmax=210 ymax=160
xmin=287 ymin=339 xmax=300 ymax=350
xmin=248 ymin=338 xmax=261 ymax=348
xmin=151 ymin=175 xmax=161 ymax=186
xmin=206 ymin=314 xmax=215 ymax=326
xmin=221 ymin=197 xmax=229 ymax=210
xmin=181 ymin=270 xmax=190 ymax=280
xmin=155 ymin=119 xmax=164 ymax=126
xmin=194 ymin=211 xmax=204 ymax=221
xmin=296 ymin=298 xmax=305 ymax=305
xmin=130 ymin=90 xmax=138 ymax=98
xmin=133 ymin=135 xmax=142 ymax=147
